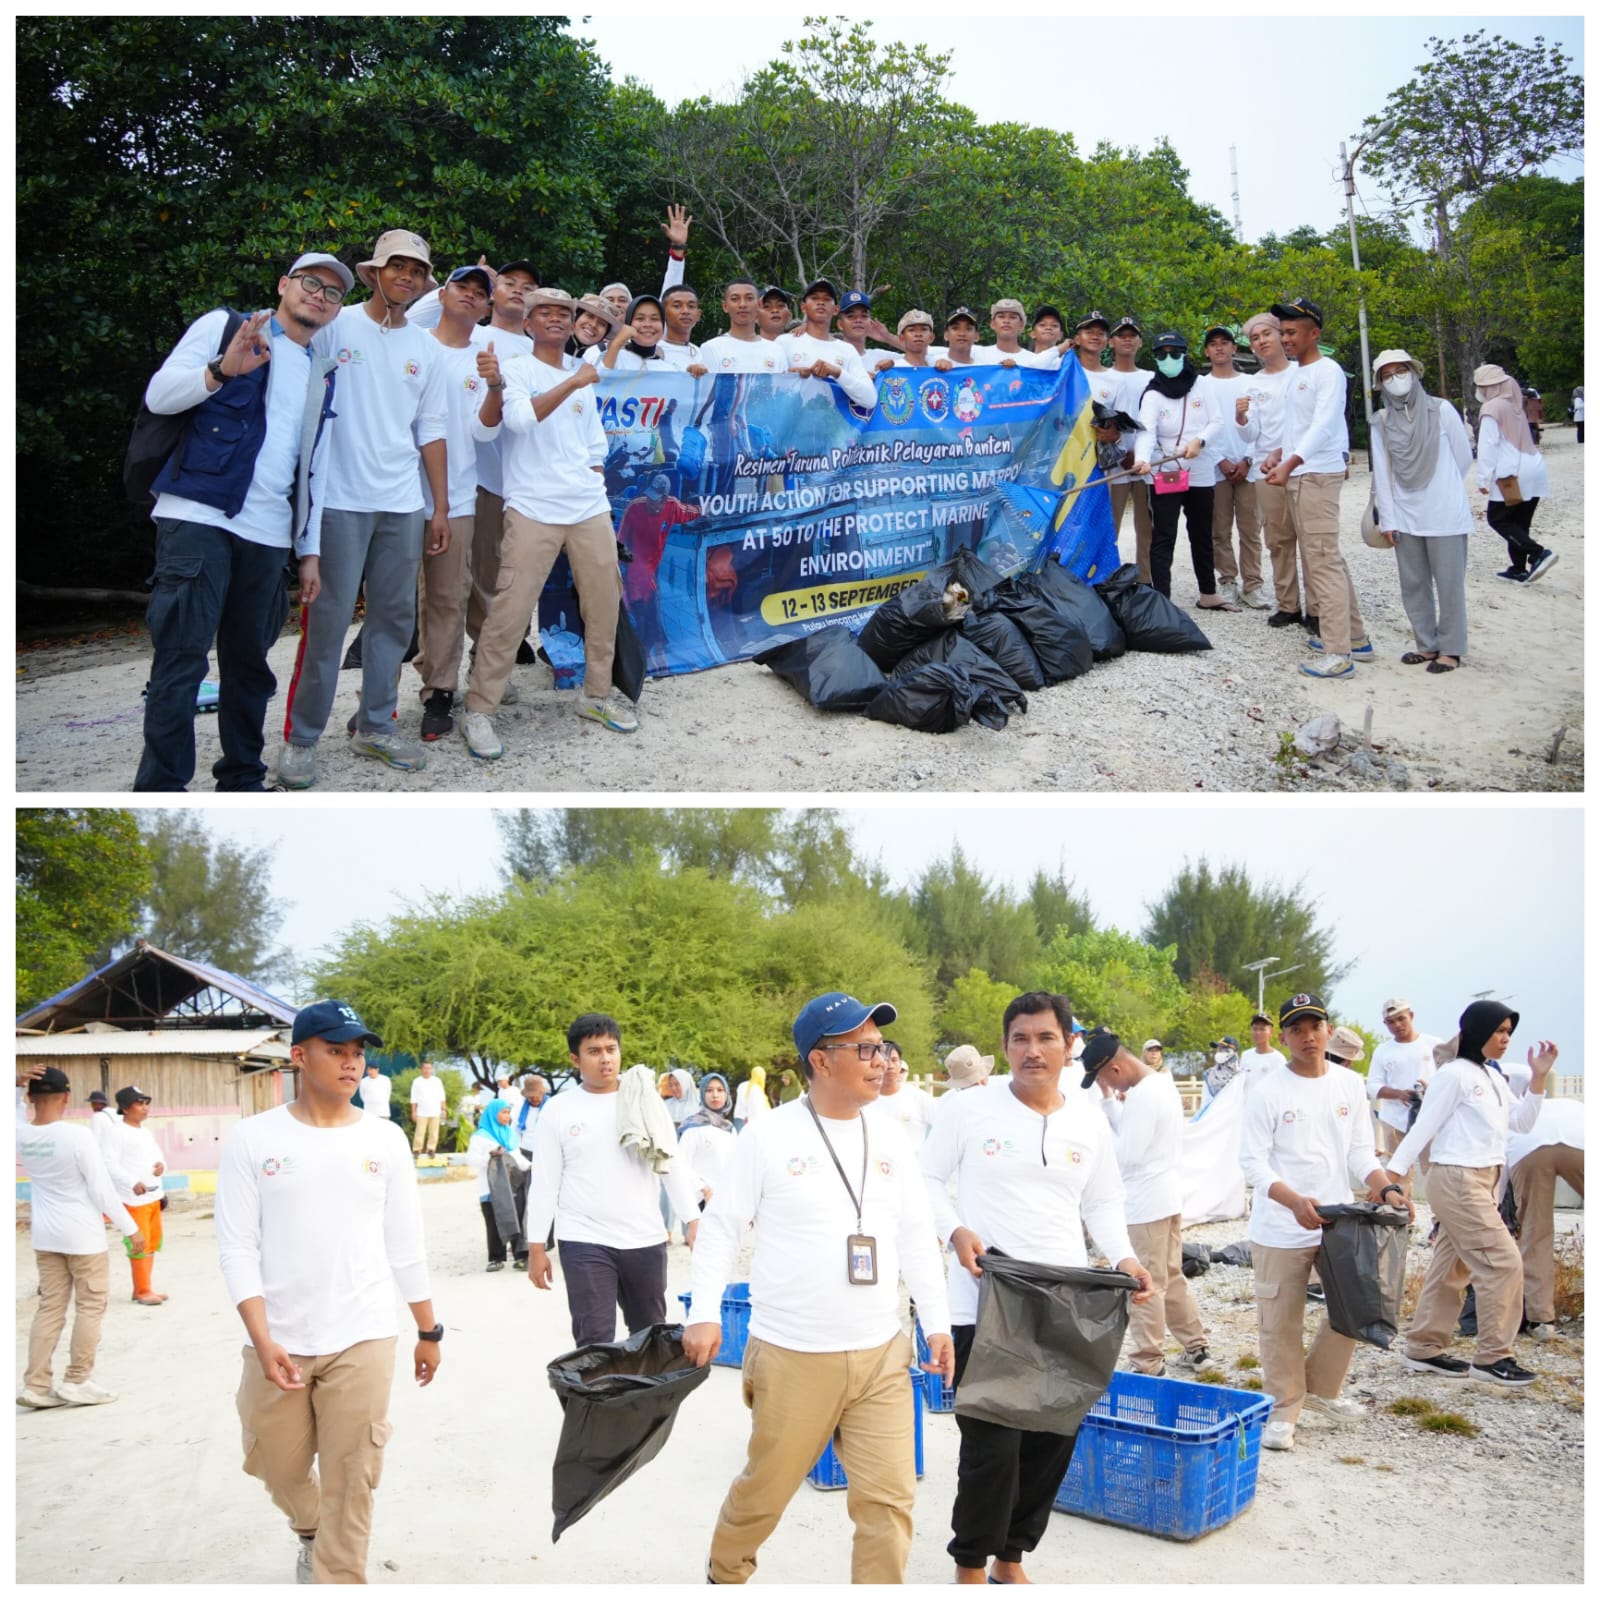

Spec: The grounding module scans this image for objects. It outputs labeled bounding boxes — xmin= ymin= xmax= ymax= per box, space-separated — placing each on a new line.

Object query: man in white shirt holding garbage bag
xmin=919 ymin=994 xmax=1152 ymax=1587
xmin=1239 ymin=991 xmax=1400 ymax=1452
xmin=685 ymin=991 xmax=955 ymax=1586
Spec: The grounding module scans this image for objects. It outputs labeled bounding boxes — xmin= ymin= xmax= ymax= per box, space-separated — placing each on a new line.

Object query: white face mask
xmin=1474 ymin=388 xmax=1487 ymax=404
xmin=1381 ymin=372 xmax=1414 ymax=399
xmin=1156 ymin=354 xmax=1185 ymax=378
xmin=1214 ymin=1050 xmax=1232 ymax=1066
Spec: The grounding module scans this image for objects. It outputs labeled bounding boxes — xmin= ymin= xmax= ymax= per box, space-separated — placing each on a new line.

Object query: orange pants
xmin=125 ymin=1199 xmax=163 ymax=1296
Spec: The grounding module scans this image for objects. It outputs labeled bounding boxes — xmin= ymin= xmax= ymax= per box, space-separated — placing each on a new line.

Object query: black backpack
xmin=123 ymin=308 xmax=247 ymax=510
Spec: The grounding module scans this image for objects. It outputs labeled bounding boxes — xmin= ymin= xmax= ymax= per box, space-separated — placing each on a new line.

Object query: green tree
xmin=137 ymin=813 xmax=285 ymax=980
xmin=905 ymin=845 xmax=1040 ymax=994
xmin=16 ymin=809 xmax=154 ymax=1010
xmin=1034 ymin=927 xmax=1189 ymax=1045
xmin=1026 ymin=862 xmax=1096 ymax=948
xmin=936 ymin=968 xmax=1015 ymax=1056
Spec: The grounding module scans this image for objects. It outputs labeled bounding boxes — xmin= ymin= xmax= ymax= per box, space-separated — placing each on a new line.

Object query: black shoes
xmin=420 ymin=689 xmax=456 ymax=741
xmin=1267 ymin=609 xmax=1303 ymax=628
xmin=1470 ymin=1357 xmax=1536 ymax=1388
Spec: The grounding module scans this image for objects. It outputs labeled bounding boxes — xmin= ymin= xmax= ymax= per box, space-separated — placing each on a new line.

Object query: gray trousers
xmin=1393 ymin=531 xmax=1468 ymax=657
xmin=285 ymin=508 xmax=424 ymax=745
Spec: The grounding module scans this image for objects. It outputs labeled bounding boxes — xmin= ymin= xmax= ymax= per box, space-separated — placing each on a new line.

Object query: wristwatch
xmin=418 ymin=1323 xmax=445 ymax=1343
xmin=486 ymin=380 xmax=505 ymax=391
xmin=207 ymin=356 xmax=230 ymax=385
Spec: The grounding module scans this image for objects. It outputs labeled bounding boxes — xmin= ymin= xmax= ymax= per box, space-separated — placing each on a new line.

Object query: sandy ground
xmin=14 ymin=1180 xmax=1582 ymax=1586
xmin=14 ymin=433 xmax=1584 ymax=794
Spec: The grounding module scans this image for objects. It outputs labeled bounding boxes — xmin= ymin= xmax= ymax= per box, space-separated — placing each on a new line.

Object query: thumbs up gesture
xmin=476 ymin=340 xmax=501 ymax=387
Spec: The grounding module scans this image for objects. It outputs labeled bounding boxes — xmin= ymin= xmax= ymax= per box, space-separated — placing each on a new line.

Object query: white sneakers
xmin=16 ymin=1387 xmax=64 ymax=1409
xmin=296 ymin=1536 xmax=315 ymax=1585
xmin=53 ymin=1378 xmax=117 ymax=1405
xmin=1301 ymin=1392 xmax=1364 ymax=1423
xmin=1261 ymin=1419 xmax=1296 ymax=1451
xmin=1241 ymin=585 xmax=1273 ymax=609
xmin=461 ymin=711 xmax=504 ymax=761
xmin=276 ymin=743 xmax=318 ymax=789
xmin=579 ymin=691 xmax=640 ymax=733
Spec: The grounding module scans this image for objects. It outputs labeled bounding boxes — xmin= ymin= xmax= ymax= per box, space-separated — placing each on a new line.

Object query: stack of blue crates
xmin=807 ymin=1369 xmax=925 ymax=1490
xmin=675 ymin=1281 xmax=751 ymax=1369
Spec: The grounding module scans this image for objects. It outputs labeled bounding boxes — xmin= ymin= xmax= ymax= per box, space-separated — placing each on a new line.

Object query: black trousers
xmin=1148 ymin=483 xmax=1216 ymax=599
xmin=1485 ymin=496 xmax=1544 ymax=571
xmin=947 ymin=1324 xmax=1078 ymax=1570
xmin=558 ymin=1240 xmax=668 ymax=1346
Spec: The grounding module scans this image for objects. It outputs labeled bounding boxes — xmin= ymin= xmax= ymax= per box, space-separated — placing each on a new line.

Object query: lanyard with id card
xmin=804 ymin=1097 xmax=877 ymax=1286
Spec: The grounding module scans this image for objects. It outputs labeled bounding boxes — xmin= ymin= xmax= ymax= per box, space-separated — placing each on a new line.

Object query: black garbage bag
xmin=961 ymin=608 xmax=1046 ymax=690
xmin=1030 ymin=560 xmax=1127 ymax=661
xmin=858 ymin=547 xmax=1004 ymax=668
xmin=1210 ymin=1240 xmax=1254 ymax=1269
xmin=1181 ymin=1243 xmax=1211 ymax=1279
xmin=755 ymin=626 xmax=888 ymax=712
xmin=547 ymin=1323 xmax=710 ymax=1540
xmin=612 ymin=601 xmax=648 ymax=705
xmin=973 ymin=575 xmax=1094 ymax=685
xmin=865 ymin=661 xmax=1010 ymax=733
xmin=896 ymin=629 xmax=1028 ymax=713
xmin=1314 ymin=1203 xmax=1410 ymax=1349
xmin=1458 ymin=1284 xmax=1478 ymax=1339
xmin=1097 ymin=563 xmax=1213 ymax=653
xmin=955 ymin=1253 xmax=1138 ymax=1434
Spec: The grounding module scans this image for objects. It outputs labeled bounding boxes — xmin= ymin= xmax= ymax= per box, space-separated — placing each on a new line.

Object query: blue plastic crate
xmin=676 ymin=1281 xmax=751 ymax=1368
xmin=914 ymin=1319 xmax=956 ymax=1413
xmin=1052 ymin=1372 xmax=1273 ymax=1541
xmin=808 ymin=1368 xmax=925 ymax=1490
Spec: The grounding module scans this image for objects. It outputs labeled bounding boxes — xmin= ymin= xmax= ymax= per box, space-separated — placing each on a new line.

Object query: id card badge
xmin=847 ymin=1234 xmax=879 ymax=1286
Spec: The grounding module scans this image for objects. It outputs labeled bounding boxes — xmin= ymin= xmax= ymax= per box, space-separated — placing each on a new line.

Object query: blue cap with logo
xmin=793 ymin=991 xmax=898 ymax=1062
xmin=292 ymin=1000 xmax=384 ymax=1048
xmin=838 ymin=289 xmax=872 ymax=313
xmin=1278 ymin=992 xmax=1329 ymax=1028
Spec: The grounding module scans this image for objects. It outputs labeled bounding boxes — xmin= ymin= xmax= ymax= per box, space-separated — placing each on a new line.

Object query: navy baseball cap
xmin=1111 ymin=315 xmax=1143 ymax=335
xmin=838 ymin=289 xmax=872 ymax=313
xmin=88 ymin=1089 xmax=109 ymax=1105
xmin=447 ymin=265 xmax=495 ymax=295
xmin=1279 ymin=992 xmax=1329 ymax=1028
xmin=801 ymin=278 xmax=839 ymax=303
xmin=793 ymin=991 xmax=897 ymax=1062
xmin=1270 ymin=296 xmax=1323 ymax=327
xmin=1032 ymin=304 xmax=1064 ymax=326
xmin=495 ymin=258 xmax=539 ymax=281
xmin=1202 ymin=323 xmax=1236 ymax=345
xmin=1079 ymin=1028 xmax=1122 ymax=1088
xmin=761 ymin=284 xmax=794 ymax=304
xmin=292 ymin=1000 xmax=383 ymax=1048
xmin=1076 ymin=309 xmax=1111 ymax=332
xmin=1211 ymin=1035 xmax=1240 ymax=1051
xmin=115 ymin=1085 xmax=152 ymax=1111
xmin=1152 ymin=329 xmax=1188 ymax=353
xmin=28 ymin=1067 xmax=71 ymax=1096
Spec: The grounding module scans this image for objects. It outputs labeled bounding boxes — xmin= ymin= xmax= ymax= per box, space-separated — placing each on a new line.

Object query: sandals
xmin=1401 ymin=652 xmax=1437 ymax=666
xmin=1425 ymin=658 xmax=1460 ymax=674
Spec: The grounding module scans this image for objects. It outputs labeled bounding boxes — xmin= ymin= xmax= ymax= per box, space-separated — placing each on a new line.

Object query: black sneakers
xmin=1401 ymin=1351 xmax=1471 ymax=1377
xmin=1495 ymin=566 xmax=1529 ymax=582
xmin=1470 ymin=1357 xmax=1536 ymax=1388
xmin=1267 ymin=609 xmax=1303 ymax=628
xmin=420 ymin=689 xmax=456 ymax=741
xmin=1302 ymin=614 xmax=1320 ymax=633
xmin=1525 ymin=549 xmax=1560 ymax=584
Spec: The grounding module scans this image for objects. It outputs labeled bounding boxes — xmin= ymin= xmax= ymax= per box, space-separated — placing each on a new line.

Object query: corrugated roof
xmin=16 ymin=1029 xmax=291 ymax=1060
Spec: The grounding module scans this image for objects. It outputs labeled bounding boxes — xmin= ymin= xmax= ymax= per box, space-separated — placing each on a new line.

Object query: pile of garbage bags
xmin=755 ymin=550 xmax=1212 ymax=734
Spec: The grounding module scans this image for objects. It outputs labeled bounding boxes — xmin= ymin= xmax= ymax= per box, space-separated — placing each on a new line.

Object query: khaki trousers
xmin=1286 ymin=473 xmax=1364 ymax=655
xmin=1211 ymin=478 xmax=1262 ymax=590
xmin=1256 ymin=480 xmax=1302 ymax=613
xmin=1405 ymin=1164 xmax=1522 ymax=1365
xmin=411 ymin=1115 xmax=440 ymax=1155
xmin=237 ymin=1336 xmax=397 ymax=1585
xmin=465 ymin=507 xmax=620 ymax=715
xmin=416 ymin=513 xmax=476 ymax=694
xmin=709 ymin=1330 xmax=916 ymax=1584
xmin=1125 ymin=1215 xmax=1208 ymax=1372
xmin=1511 ymin=1144 xmax=1584 ymax=1324
xmin=1376 ymin=1118 xmax=1428 ymax=1199
xmin=464 ymin=487 xmax=507 ymax=648
xmin=26 ymin=1249 xmax=110 ymax=1391
xmin=1110 ymin=478 xmax=1153 ymax=583
xmin=1252 ymin=1242 xmax=1357 ymax=1422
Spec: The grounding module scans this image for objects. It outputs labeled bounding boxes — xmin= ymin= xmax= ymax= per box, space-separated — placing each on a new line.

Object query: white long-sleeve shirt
xmin=1372 ymin=401 xmax=1474 ymax=536
xmin=1235 ymin=364 xmax=1294 ymax=482
xmin=524 ymin=1087 xmax=699 ymax=1248
xmin=1280 ymin=356 xmax=1349 ymax=475
xmin=699 ymin=335 xmax=789 ymax=376
xmin=1108 ymin=1071 xmax=1185 ymax=1225
xmin=1387 ymin=1058 xmax=1544 ymax=1175
xmin=783 ymin=332 xmax=879 ymax=410
xmin=918 ymin=1080 xmax=1135 ymax=1326
xmin=1366 ymin=1035 xmax=1442 ymax=1133
xmin=688 ymin=1098 xmax=951 ymax=1349
xmin=868 ymin=1084 xmax=936 ymax=1146
xmin=1239 ymin=1066 xmax=1380 ymax=1249
xmin=105 ymin=1121 xmax=166 ymax=1209
xmin=674 ymin=1123 xmax=735 ymax=1221
xmin=420 ymin=336 xmax=488 ymax=518
xmin=494 ymin=353 xmax=611 ymax=524
xmin=215 ymin=1105 xmax=432 ymax=1356
xmin=1475 ymin=414 xmax=1550 ymax=502
xmin=16 ymin=1094 xmax=137 ymax=1255
xmin=357 ymin=1074 xmax=391 ymax=1118
xmin=1505 ymin=1097 xmax=1585 ymax=1172
xmin=1134 ymin=385 xmax=1223 ymax=486
xmin=1193 ymin=371 xmax=1254 ymax=479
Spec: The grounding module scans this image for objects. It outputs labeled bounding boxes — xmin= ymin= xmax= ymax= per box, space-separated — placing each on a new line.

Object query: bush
xmin=1418 ymin=1412 xmax=1480 ymax=1437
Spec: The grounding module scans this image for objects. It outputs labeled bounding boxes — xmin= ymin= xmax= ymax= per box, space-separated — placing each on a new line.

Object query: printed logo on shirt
xmin=1297 ymin=382 xmax=1309 ymax=391
xmin=567 ymin=1123 xmax=583 ymax=1137
xmin=880 ymin=376 xmax=915 ymax=426
xmin=261 ymin=1156 xmax=301 ymax=1177
xmin=1336 ymin=1103 xmax=1349 ymax=1118
xmin=1281 ymin=1110 xmax=1297 ymax=1125
xmin=980 ymin=1137 xmax=1016 ymax=1157
xmin=1069 ymin=1149 xmax=1083 ymax=1164
xmin=403 ymin=360 xmax=421 ymax=378
xmin=335 ymin=348 xmax=365 ymax=366
xmin=463 ymin=376 xmax=480 ymax=392
xmin=876 ymin=1157 xmax=894 ymax=1177
xmin=919 ymin=378 xmax=950 ymax=424
xmin=953 ymin=378 xmax=984 ymax=424
xmin=362 ymin=1158 xmax=382 ymax=1176
xmin=786 ymin=1154 xmax=820 ymax=1177
xmin=1471 ymin=1084 xmax=1485 ymax=1099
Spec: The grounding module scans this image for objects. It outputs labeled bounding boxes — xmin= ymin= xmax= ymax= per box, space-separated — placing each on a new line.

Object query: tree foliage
xmin=904 ymin=845 xmax=1040 ymax=993
xmin=16 ymin=810 xmax=154 ymax=1011
xmin=936 ymin=967 xmax=1017 ymax=1057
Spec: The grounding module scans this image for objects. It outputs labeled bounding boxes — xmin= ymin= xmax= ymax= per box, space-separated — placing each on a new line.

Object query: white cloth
xmin=675 ymin=1124 xmax=735 ymax=1221
xmin=215 ymin=1106 xmax=431 ymax=1356
xmin=1387 ymin=1059 xmax=1544 ymax=1176
xmin=311 ymin=304 xmax=448 ymax=513
xmin=657 ymin=339 xmax=701 ymax=370
xmin=1239 ymin=1048 xmax=1287 ymax=1101
xmin=1109 ymin=1070 xmax=1185 ymax=1225
xmin=1367 ymin=1035 xmax=1442 ymax=1133
xmin=783 ymin=332 xmax=879 ymax=410
xmin=15 ymin=1095 xmax=136 ymax=1253
xmin=1280 ymin=356 xmax=1349 ymax=476
xmin=148 ymin=309 xmax=312 ymax=548
xmin=1240 ymin=1066 xmax=1380 ymax=1249
xmin=495 ymin=352 xmax=611 ymax=524
xmin=1372 ymin=402 xmax=1474 ymax=535
xmin=868 ymin=1084 xmax=936 ymax=1146
xmin=105 ymin=1121 xmax=165 ymax=1209
xmin=409 ymin=1075 xmax=447 ymax=1117
xmin=465 ymin=325 xmax=533 ymax=496
xmin=616 ymin=1064 xmax=682 ymax=1174
xmin=919 ymin=1080 xmax=1135 ymax=1326
xmin=1134 ymin=385 xmax=1224 ymax=487
xmin=1235 ymin=364 xmax=1294 ymax=481
xmin=1475 ymin=414 xmax=1551 ymax=501
xmin=419 ymin=336 xmax=488 ymax=518
xmin=1194 ymin=371 xmax=1254 ymax=477
xmin=1106 ymin=367 xmax=1150 ymax=453
xmin=1505 ymin=1097 xmax=1585 ymax=1173
xmin=524 ymin=1088 xmax=699 ymax=1248
xmin=699 ymin=335 xmax=789 ymax=375
xmin=357 ymin=1074 xmax=391 ymax=1118
xmin=688 ymin=1098 xmax=952 ymax=1349
xmin=1178 ymin=1078 xmax=1249 ymax=1224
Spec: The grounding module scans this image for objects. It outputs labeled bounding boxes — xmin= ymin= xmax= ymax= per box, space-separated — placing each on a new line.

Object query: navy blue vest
xmin=150 ymin=362 xmax=273 ymax=518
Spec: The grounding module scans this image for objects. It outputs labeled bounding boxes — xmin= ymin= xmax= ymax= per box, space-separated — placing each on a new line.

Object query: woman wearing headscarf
xmin=1377 ymin=1001 xmax=1558 ymax=1388
xmin=1571 ymin=386 xmax=1584 ymax=445
xmin=1473 ymin=363 xmax=1556 ymax=584
xmin=586 ymin=294 xmax=669 ymax=373
xmin=1370 ymin=350 xmax=1475 ymax=674
xmin=674 ymin=1073 xmax=736 ymax=1222
xmin=566 ymin=293 xmax=621 ymax=361
xmin=1132 ymin=331 xmax=1237 ymax=609
xmin=732 ymin=1066 xmax=769 ymax=1131
xmin=467 ymin=1098 xmax=531 ymax=1271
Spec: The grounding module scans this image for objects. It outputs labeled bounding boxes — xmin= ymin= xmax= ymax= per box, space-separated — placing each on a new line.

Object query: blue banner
xmin=536 ymin=358 xmax=1120 ymax=679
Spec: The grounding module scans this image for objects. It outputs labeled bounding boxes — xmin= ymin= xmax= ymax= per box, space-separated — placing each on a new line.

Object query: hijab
xmin=478 ymin=1097 xmax=516 ymax=1153
xmin=1475 ymin=368 xmax=1536 ymax=455
xmin=1376 ymin=358 xmax=1443 ymax=492
xmin=625 ymin=294 xmax=666 ymax=360
xmin=1143 ymin=354 xmax=1198 ymax=402
xmin=680 ymin=1071 xmax=734 ymax=1133
xmin=1455 ymin=1000 xmax=1519 ymax=1080
xmin=663 ymin=1067 xmax=698 ymax=1125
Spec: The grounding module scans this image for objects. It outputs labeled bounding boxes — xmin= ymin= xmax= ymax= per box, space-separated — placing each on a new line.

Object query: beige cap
xmin=990 ymin=297 xmax=1025 ymax=319
xmin=1373 ymin=348 xmax=1424 ymax=380
xmin=575 ymin=292 xmax=621 ymax=328
xmin=1473 ymin=362 xmax=1510 ymax=389
xmin=526 ymin=287 xmax=577 ymax=313
xmin=1381 ymin=997 xmax=1411 ymax=1019
xmin=897 ymin=308 xmax=935 ymax=333
xmin=943 ymin=1045 xmax=993 ymax=1089
xmin=1327 ymin=1025 xmax=1366 ymax=1063
xmin=1143 ymin=1038 xmax=1163 ymax=1052
xmin=356 ymin=229 xmax=437 ymax=292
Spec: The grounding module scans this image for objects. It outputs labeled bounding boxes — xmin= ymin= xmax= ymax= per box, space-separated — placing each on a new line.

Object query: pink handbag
xmin=1151 ymin=397 xmax=1190 ymax=494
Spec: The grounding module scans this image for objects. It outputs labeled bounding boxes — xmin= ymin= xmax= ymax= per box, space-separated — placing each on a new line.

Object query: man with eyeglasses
xmin=686 ymin=991 xmax=955 ymax=1585
xmin=279 ymin=229 xmax=451 ymax=786
xmin=135 ymin=252 xmax=349 ymax=791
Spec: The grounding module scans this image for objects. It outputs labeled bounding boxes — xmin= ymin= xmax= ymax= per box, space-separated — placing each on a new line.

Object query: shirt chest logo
xmin=1281 ymin=1110 xmax=1297 ymax=1125
xmin=403 ymin=360 xmax=420 ymax=378
xmin=876 ymin=1157 xmax=894 ymax=1177
xmin=1336 ymin=1104 xmax=1349 ymax=1118
xmin=786 ymin=1154 xmax=821 ymax=1177
xmin=261 ymin=1156 xmax=301 ymax=1177
xmin=981 ymin=1137 xmax=1016 ymax=1157
xmin=464 ymin=376 xmax=480 ymax=393
xmin=1472 ymin=1084 xmax=1485 ymax=1099
xmin=336 ymin=348 xmax=365 ymax=366
xmin=362 ymin=1157 xmax=383 ymax=1176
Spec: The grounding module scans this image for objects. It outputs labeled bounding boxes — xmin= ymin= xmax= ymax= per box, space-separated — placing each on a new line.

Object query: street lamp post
xmin=1242 ymin=956 xmax=1305 ymax=1017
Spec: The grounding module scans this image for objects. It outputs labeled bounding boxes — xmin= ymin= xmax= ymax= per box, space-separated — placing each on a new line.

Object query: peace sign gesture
xmin=219 ymin=310 xmax=274 ymax=379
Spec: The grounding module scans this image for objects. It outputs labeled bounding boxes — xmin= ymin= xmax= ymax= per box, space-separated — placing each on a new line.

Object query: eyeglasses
xmin=819 ymin=1041 xmax=890 ymax=1061
xmin=289 ymin=274 xmax=346 ymax=303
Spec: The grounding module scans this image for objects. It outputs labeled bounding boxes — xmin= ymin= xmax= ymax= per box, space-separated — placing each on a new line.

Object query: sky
xmin=566 ymin=13 xmax=1586 ymax=246
xmin=198 ymin=803 xmax=1582 ymax=1071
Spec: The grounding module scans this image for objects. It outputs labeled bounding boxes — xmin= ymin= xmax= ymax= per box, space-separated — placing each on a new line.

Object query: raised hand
xmin=475 ymin=340 xmax=501 ymax=388
xmin=221 ymin=310 xmax=274 ymax=378
xmin=662 ymin=203 xmax=693 ymax=250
